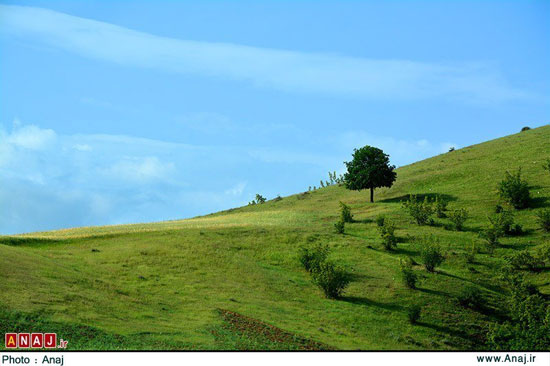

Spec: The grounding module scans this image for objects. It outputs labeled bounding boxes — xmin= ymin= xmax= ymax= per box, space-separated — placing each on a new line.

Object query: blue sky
xmin=0 ymin=1 xmax=549 ymax=234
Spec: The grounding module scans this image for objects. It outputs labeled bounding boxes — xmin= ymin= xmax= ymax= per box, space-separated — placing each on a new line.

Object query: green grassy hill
xmin=1 ymin=125 xmax=549 ymax=350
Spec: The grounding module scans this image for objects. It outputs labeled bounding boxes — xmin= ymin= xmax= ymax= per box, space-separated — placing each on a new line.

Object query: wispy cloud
xmin=224 ymin=182 xmax=247 ymax=196
xmin=0 ymin=5 xmax=532 ymax=102
xmin=5 ymin=124 xmax=56 ymax=150
xmin=101 ymin=157 xmax=176 ymax=183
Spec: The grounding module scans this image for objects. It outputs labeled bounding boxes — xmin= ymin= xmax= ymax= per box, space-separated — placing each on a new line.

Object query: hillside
xmin=1 ymin=125 xmax=549 ymax=350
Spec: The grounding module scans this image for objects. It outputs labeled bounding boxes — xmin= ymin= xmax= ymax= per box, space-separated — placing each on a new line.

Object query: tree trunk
xmin=370 ymin=187 xmax=374 ymax=203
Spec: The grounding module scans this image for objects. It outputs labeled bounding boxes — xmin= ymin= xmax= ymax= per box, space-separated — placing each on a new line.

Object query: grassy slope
xmin=1 ymin=126 xmax=549 ymax=350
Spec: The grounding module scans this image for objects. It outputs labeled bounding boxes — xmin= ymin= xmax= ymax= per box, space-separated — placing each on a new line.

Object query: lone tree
xmin=343 ymin=146 xmax=396 ymax=203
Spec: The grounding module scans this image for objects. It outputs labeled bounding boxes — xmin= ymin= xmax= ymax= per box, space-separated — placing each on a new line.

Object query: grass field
xmin=1 ymin=125 xmax=549 ymax=350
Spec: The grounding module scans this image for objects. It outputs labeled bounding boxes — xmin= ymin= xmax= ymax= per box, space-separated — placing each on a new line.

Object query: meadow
xmin=1 ymin=125 xmax=549 ymax=350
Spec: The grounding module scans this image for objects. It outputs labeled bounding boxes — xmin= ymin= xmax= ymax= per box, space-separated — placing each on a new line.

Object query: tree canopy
xmin=343 ymin=145 xmax=397 ymax=202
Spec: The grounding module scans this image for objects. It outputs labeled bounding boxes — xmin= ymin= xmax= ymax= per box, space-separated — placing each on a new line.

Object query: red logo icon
xmin=5 ymin=332 xmax=66 ymax=349
xmin=5 ymin=333 xmax=17 ymax=348
xmin=18 ymin=333 xmax=30 ymax=348
xmin=31 ymin=333 xmax=43 ymax=348
xmin=44 ymin=333 xmax=56 ymax=348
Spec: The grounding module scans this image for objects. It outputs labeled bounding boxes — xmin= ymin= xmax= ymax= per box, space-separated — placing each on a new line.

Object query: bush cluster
xmin=499 ymin=210 xmax=523 ymax=236
xmin=480 ymin=210 xmax=525 ymax=251
xmin=505 ymin=250 xmax=543 ymax=272
xmin=480 ymin=213 xmax=507 ymax=250
xmin=487 ymin=274 xmax=550 ymax=350
xmin=402 ymin=195 xmax=434 ymax=225
xmin=458 ymin=286 xmax=484 ymax=310
xmin=328 ymin=171 xmax=345 ymax=185
xmin=339 ymin=202 xmax=353 ymax=223
xmin=536 ymin=243 xmax=550 ymax=264
xmin=378 ymin=219 xmax=397 ymax=251
xmin=334 ymin=220 xmax=345 ymax=234
xmin=464 ymin=242 xmax=478 ymax=264
xmin=400 ymin=259 xmax=418 ymax=289
xmin=311 ymin=261 xmax=351 ymax=299
xmin=299 ymin=244 xmax=350 ymax=299
xmin=448 ymin=208 xmax=468 ymax=231
xmin=420 ymin=236 xmax=444 ymax=272
xmin=375 ymin=215 xmax=385 ymax=227
xmin=299 ymin=244 xmax=329 ymax=273
xmin=498 ymin=169 xmax=530 ymax=209
xmin=249 ymin=193 xmax=267 ymax=205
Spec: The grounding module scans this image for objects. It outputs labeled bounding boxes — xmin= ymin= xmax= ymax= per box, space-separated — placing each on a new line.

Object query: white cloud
xmin=72 ymin=143 xmax=92 ymax=151
xmin=5 ymin=124 xmax=56 ymax=150
xmin=224 ymin=182 xmax=247 ymax=196
xmin=0 ymin=5 xmax=532 ymax=102
xmin=102 ymin=156 xmax=175 ymax=183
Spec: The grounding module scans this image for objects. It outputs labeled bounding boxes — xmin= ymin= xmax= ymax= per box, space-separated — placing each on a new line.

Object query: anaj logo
xmin=5 ymin=333 xmax=68 ymax=349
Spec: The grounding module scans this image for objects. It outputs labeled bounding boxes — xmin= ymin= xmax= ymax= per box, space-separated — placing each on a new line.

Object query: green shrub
xmin=480 ymin=214 xmax=508 ymax=250
xmin=420 ymin=236 xmax=444 ymax=272
xmin=508 ymin=224 xmax=524 ymax=236
xmin=458 ymin=286 xmax=484 ymax=309
xmin=400 ymin=259 xmax=418 ymax=289
xmin=378 ymin=219 xmax=397 ymax=251
xmin=407 ymin=305 xmax=421 ymax=324
xmin=380 ymin=233 xmax=397 ymax=251
xmin=536 ymin=209 xmax=550 ymax=232
xmin=506 ymin=250 xmax=543 ymax=272
xmin=464 ymin=242 xmax=478 ymax=264
xmin=536 ymin=243 xmax=550 ymax=265
xmin=402 ymin=195 xmax=434 ymax=225
xmin=339 ymin=201 xmax=353 ymax=223
xmin=496 ymin=210 xmax=524 ymax=236
xmin=487 ymin=275 xmax=550 ymax=350
xmin=298 ymin=244 xmax=329 ymax=272
xmin=498 ymin=169 xmax=530 ymax=209
xmin=434 ymin=195 xmax=448 ymax=218
xmin=334 ymin=220 xmax=345 ymax=234
xmin=495 ymin=204 xmax=504 ymax=213
xmin=311 ymin=261 xmax=351 ymax=299
xmin=375 ymin=215 xmax=385 ymax=227
xmin=448 ymin=208 xmax=468 ymax=231
xmin=255 ymin=194 xmax=267 ymax=204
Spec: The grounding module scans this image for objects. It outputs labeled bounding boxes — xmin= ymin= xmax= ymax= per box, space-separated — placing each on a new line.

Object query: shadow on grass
xmin=437 ymin=270 xmax=503 ymax=293
xmin=415 ymin=321 xmax=472 ymax=343
xmin=417 ymin=287 xmax=450 ymax=297
xmin=353 ymin=218 xmax=374 ymax=224
xmin=396 ymin=235 xmax=415 ymax=243
xmin=394 ymin=246 xmax=420 ymax=256
xmin=378 ymin=193 xmax=457 ymax=204
xmin=530 ymin=196 xmax=549 ymax=209
xmin=341 ymin=296 xmax=405 ymax=312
